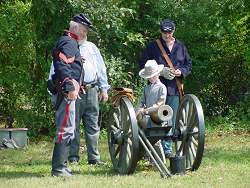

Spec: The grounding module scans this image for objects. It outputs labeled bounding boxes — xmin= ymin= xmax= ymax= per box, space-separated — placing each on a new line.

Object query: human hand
xmin=136 ymin=108 xmax=145 ymax=120
xmin=136 ymin=108 xmax=145 ymax=116
xmin=160 ymin=67 xmax=175 ymax=80
xmin=67 ymin=79 xmax=80 ymax=100
xmin=175 ymin=69 xmax=182 ymax=77
xmin=99 ymin=90 xmax=108 ymax=103
xmin=67 ymin=90 xmax=78 ymax=100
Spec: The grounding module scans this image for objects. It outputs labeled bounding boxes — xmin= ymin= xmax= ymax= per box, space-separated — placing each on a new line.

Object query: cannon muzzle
xmin=136 ymin=105 xmax=173 ymax=128
xmin=149 ymin=105 xmax=173 ymax=124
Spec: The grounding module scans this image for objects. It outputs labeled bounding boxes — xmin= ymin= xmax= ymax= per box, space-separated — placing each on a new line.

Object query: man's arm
xmin=53 ymin=38 xmax=80 ymax=100
xmin=94 ymin=45 xmax=110 ymax=103
xmin=54 ymin=40 xmax=76 ymax=92
xmin=177 ymin=44 xmax=192 ymax=78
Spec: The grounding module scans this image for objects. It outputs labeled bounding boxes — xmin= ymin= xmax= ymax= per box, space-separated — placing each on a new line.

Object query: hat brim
xmin=139 ymin=64 xmax=164 ymax=79
xmin=161 ymin=29 xmax=174 ymax=32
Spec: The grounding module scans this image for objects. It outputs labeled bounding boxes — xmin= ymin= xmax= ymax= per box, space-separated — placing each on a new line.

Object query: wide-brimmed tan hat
xmin=139 ymin=60 xmax=164 ymax=79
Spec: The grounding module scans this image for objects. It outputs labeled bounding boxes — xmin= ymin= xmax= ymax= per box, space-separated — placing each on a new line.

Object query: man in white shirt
xmin=69 ymin=32 xmax=110 ymax=166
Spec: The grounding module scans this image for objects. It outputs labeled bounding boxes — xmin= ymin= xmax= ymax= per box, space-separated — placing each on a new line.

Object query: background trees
xmin=0 ymin=0 xmax=249 ymax=136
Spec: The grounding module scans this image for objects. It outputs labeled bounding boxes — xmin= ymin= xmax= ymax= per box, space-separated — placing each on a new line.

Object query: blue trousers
xmin=54 ymin=96 xmax=76 ymax=145
xmin=52 ymin=96 xmax=76 ymax=173
xmin=68 ymin=87 xmax=101 ymax=162
xmin=161 ymin=96 xmax=179 ymax=154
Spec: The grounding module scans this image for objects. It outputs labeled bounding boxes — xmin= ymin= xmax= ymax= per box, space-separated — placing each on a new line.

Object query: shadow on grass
xmin=0 ymin=159 xmax=51 ymax=179
xmin=80 ymin=166 xmax=119 ymax=176
xmin=74 ymin=160 xmax=158 ymax=177
xmin=204 ymin=147 xmax=249 ymax=163
xmin=0 ymin=160 xmax=51 ymax=166
xmin=0 ymin=159 xmax=126 ymax=178
xmin=0 ymin=171 xmax=45 ymax=178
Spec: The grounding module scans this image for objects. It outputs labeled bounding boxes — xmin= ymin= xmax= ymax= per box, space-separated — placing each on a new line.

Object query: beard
xmin=78 ymin=36 xmax=87 ymax=45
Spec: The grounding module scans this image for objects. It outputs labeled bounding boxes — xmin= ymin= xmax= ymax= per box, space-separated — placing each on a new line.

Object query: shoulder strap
xmin=156 ymin=39 xmax=184 ymax=98
xmin=156 ymin=39 xmax=174 ymax=69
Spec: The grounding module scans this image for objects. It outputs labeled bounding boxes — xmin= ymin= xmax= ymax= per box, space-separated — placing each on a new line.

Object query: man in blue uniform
xmin=50 ymin=13 xmax=91 ymax=177
xmin=48 ymin=14 xmax=110 ymax=167
xmin=138 ymin=19 xmax=192 ymax=158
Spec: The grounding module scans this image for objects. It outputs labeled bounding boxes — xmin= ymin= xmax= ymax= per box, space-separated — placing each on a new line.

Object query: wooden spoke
xmin=174 ymin=94 xmax=205 ymax=171
xmin=108 ymin=97 xmax=139 ymax=174
xmin=191 ymin=136 xmax=198 ymax=147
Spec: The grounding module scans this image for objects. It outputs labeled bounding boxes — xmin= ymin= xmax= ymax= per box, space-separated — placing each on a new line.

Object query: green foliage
xmin=169 ymin=0 xmax=250 ymax=117
xmin=77 ymin=0 xmax=146 ymax=74
xmin=207 ymin=94 xmax=250 ymax=131
xmin=0 ymin=1 xmax=35 ymax=126
xmin=105 ymin=55 xmax=134 ymax=88
xmin=226 ymin=94 xmax=250 ymax=129
xmin=0 ymin=0 xmax=249 ymax=136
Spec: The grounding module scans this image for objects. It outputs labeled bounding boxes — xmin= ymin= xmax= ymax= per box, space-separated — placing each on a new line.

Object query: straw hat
xmin=139 ymin=60 xmax=164 ymax=79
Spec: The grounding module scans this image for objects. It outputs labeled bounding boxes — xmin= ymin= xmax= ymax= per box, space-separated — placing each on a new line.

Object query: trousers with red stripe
xmin=55 ymin=98 xmax=75 ymax=144
xmin=52 ymin=96 xmax=76 ymax=176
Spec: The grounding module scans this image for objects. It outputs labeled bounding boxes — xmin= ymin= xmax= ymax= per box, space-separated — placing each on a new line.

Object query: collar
xmin=160 ymin=36 xmax=175 ymax=44
xmin=149 ymin=79 xmax=160 ymax=85
xmin=160 ymin=36 xmax=177 ymax=53
xmin=65 ymin=30 xmax=79 ymax=40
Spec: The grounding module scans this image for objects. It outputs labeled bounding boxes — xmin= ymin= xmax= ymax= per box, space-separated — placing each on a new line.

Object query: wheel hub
xmin=111 ymin=129 xmax=124 ymax=145
xmin=180 ymin=126 xmax=187 ymax=140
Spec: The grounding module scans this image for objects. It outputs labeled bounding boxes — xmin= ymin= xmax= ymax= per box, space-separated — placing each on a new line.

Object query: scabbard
xmin=54 ymin=90 xmax=65 ymax=111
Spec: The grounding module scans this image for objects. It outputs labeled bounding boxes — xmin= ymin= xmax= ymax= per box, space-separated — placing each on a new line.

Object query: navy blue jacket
xmin=52 ymin=32 xmax=82 ymax=92
xmin=138 ymin=37 xmax=192 ymax=96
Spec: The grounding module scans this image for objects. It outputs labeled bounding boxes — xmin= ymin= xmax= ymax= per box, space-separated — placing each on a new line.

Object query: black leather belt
xmin=83 ymin=83 xmax=96 ymax=90
xmin=80 ymin=83 xmax=96 ymax=93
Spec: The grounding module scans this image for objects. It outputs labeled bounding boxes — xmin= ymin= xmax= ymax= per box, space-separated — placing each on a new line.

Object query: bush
xmin=0 ymin=1 xmax=35 ymax=130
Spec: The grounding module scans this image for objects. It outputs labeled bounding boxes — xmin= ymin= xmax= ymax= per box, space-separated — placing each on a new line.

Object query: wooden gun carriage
xmin=108 ymin=89 xmax=205 ymax=178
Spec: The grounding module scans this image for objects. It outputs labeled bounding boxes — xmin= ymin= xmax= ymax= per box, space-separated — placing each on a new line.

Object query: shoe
xmin=88 ymin=160 xmax=106 ymax=166
xmin=165 ymin=153 xmax=174 ymax=158
xmin=51 ymin=168 xmax=73 ymax=177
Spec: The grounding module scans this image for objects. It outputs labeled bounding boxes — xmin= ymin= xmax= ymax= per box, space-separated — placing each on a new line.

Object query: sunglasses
xmin=161 ymin=30 xmax=174 ymax=34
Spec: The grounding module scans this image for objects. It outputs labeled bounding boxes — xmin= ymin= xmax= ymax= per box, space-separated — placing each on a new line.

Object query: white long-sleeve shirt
xmin=79 ymin=41 xmax=110 ymax=91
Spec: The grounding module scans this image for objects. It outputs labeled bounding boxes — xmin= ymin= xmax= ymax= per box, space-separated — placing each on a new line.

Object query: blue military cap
xmin=160 ymin=19 xmax=175 ymax=32
xmin=72 ymin=13 xmax=93 ymax=28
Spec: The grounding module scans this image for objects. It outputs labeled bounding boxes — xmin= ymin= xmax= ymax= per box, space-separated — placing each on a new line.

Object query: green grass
xmin=0 ymin=131 xmax=249 ymax=188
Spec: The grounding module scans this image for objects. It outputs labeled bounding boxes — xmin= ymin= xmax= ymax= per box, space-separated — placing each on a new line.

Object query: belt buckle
xmin=85 ymin=84 xmax=91 ymax=90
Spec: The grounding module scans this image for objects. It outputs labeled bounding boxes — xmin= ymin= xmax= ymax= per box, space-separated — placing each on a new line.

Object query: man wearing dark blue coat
xmin=50 ymin=14 xmax=91 ymax=177
xmin=138 ymin=19 xmax=192 ymax=158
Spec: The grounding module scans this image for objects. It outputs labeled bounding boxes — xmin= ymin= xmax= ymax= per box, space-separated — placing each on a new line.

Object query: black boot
xmin=51 ymin=143 xmax=72 ymax=177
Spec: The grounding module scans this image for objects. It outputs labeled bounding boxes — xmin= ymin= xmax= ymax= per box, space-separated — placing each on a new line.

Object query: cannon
xmin=108 ymin=89 xmax=205 ymax=178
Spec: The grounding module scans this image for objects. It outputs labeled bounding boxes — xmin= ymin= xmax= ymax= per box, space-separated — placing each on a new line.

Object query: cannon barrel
xmin=148 ymin=105 xmax=173 ymax=124
xmin=137 ymin=105 xmax=173 ymax=127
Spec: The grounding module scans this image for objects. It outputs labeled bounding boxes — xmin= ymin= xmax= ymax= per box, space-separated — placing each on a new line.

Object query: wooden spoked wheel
xmin=174 ymin=94 xmax=205 ymax=171
xmin=108 ymin=97 xmax=139 ymax=174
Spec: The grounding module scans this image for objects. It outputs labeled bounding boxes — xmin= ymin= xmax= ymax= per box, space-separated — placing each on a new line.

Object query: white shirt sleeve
xmin=48 ymin=62 xmax=55 ymax=80
xmin=47 ymin=62 xmax=55 ymax=95
xmin=92 ymin=44 xmax=110 ymax=91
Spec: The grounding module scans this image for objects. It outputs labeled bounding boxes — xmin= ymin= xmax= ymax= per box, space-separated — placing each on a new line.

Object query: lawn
xmin=0 ymin=131 xmax=249 ymax=188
